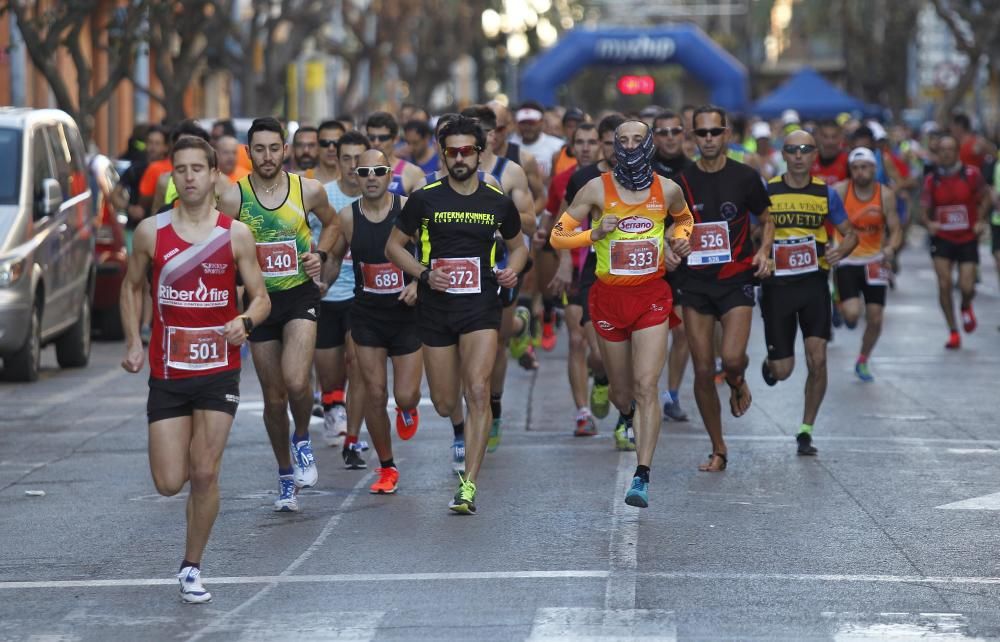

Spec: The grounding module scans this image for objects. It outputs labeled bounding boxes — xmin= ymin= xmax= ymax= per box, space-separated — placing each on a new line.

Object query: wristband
xmin=419 ymin=268 xmax=431 ymax=285
xmin=240 ymin=315 xmax=254 ymax=334
xmin=317 ymin=250 xmax=328 ymax=263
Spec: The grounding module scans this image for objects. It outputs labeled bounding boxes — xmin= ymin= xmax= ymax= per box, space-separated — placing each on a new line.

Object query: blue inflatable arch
xmin=519 ymin=25 xmax=749 ymax=113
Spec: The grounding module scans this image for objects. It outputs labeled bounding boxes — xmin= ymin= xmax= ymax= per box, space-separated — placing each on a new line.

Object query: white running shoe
xmin=323 ymin=405 xmax=347 ymax=447
xmin=273 ymin=475 xmax=299 ymax=512
xmin=290 ymin=437 xmax=318 ymax=488
xmin=177 ymin=566 xmax=212 ymax=604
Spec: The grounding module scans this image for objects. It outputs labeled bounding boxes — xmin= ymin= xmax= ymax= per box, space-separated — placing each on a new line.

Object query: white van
xmin=0 ymin=108 xmax=95 ymax=381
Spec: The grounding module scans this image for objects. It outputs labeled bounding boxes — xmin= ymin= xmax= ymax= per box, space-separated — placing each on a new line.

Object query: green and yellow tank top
xmin=237 ymin=172 xmax=312 ymax=292
xmin=595 ymin=172 xmax=668 ymax=286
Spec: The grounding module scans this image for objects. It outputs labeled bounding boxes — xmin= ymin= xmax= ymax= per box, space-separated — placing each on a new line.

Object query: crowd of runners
xmin=115 ymin=100 xmax=999 ymax=603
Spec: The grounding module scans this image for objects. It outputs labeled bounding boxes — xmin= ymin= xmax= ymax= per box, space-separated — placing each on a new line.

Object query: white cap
xmin=751 ymin=122 xmax=772 ymax=139
xmin=868 ymin=120 xmax=888 ymax=141
xmin=848 ymin=147 xmax=877 ymax=165
xmin=781 ymin=109 xmax=800 ymax=125
xmin=920 ymin=121 xmax=941 ymax=136
xmin=515 ymin=108 xmax=544 ymax=123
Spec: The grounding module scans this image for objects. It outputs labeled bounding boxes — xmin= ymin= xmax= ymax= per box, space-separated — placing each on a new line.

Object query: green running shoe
xmin=855 ymin=360 xmax=874 ymax=382
xmin=449 ymin=474 xmax=477 ymax=514
xmin=487 ymin=417 xmax=502 ymax=453
xmin=613 ymin=415 xmax=636 ymax=451
xmin=508 ymin=306 xmax=532 ymax=360
xmin=590 ymin=382 xmax=610 ymax=419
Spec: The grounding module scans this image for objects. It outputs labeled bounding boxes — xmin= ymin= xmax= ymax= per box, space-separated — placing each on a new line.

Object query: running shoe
xmin=273 ymin=475 xmax=299 ymax=512
xmin=342 ymin=443 xmax=367 ymax=469
xmin=395 ymin=407 xmax=419 ymax=440
xmin=449 ymin=474 xmax=477 ymax=515
xmin=624 ymin=476 xmax=648 ymax=508
xmin=541 ymin=321 xmax=557 ymax=351
xmin=796 ymin=432 xmax=818 ymax=456
xmin=369 ymin=467 xmax=399 ymax=494
xmin=290 ymin=436 xmax=318 ymax=488
xmin=177 ymin=566 xmax=212 ymax=604
xmin=761 ymin=359 xmax=777 ymax=387
xmin=962 ymin=305 xmax=977 ymax=333
xmin=855 ymin=360 xmax=874 ymax=383
xmin=508 ymin=306 xmax=533 ymax=359
xmin=323 ymin=404 xmax=347 ymax=447
xmin=662 ymin=400 xmax=689 ymax=422
xmin=452 ymin=437 xmax=466 ymax=475
xmin=487 ymin=417 xmax=502 ymax=453
xmin=517 ymin=344 xmax=539 ymax=370
xmin=613 ymin=416 xmax=636 ymax=452
xmin=590 ymin=381 xmax=610 ymax=419
xmin=945 ymin=331 xmax=961 ymax=350
xmin=311 ymin=403 xmax=323 ymax=419
xmin=574 ymin=412 xmax=598 ymax=437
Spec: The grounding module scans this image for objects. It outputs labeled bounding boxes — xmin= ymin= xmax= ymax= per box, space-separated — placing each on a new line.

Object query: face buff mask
xmin=613 ymin=122 xmax=655 ymax=191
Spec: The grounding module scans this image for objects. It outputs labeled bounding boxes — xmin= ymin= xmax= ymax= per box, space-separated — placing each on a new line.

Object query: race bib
xmin=687 ymin=221 xmax=732 ymax=266
xmin=166 ymin=326 xmax=228 ymax=371
xmin=936 ymin=204 xmax=970 ymax=231
xmin=256 ymin=240 xmax=299 ymax=278
xmin=360 ymin=262 xmax=405 ymax=294
xmin=865 ymin=261 xmax=890 ymax=286
xmin=431 ymin=257 xmax=481 ymax=294
xmin=609 ymin=238 xmax=660 ymax=276
xmin=773 ymin=237 xmax=819 ymax=276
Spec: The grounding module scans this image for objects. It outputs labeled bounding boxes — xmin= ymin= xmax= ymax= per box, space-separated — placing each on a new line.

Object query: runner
xmin=120 ymin=136 xmax=270 ymax=603
xmin=403 ymin=119 xmax=439 ymax=175
xmin=214 ymin=135 xmax=251 ymax=183
xmin=651 ymin=110 xmax=694 ymax=422
xmin=760 ymin=130 xmax=858 ymax=456
xmin=920 ymin=134 xmax=991 ymax=349
xmin=509 ymin=100 xmax=565 ymax=180
xmin=330 ymin=148 xmax=422 ymax=494
xmin=486 ymin=100 xmax=547 ymax=214
xmin=385 ymin=115 xmax=527 ymax=514
xmin=674 ymin=105 xmax=773 ymax=472
xmin=365 ymin=112 xmax=424 ymax=195
xmin=218 ymin=117 xmax=339 ymax=511
xmin=833 ymin=147 xmax=901 ymax=381
xmin=811 ymin=120 xmax=849 ymax=185
xmin=313 ymin=119 xmax=346 ymax=185
xmin=551 ymin=119 xmax=694 ymax=508
xmin=291 ymin=126 xmax=319 ymax=175
xmin=552 ymin=107 xmax=585 ymax=177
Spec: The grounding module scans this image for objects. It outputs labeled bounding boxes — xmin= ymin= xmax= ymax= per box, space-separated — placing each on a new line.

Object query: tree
xmin=930 ymin=0 xmax=1000 ymax=121
xmin=4 ymin=0 xmax=145 ymax=143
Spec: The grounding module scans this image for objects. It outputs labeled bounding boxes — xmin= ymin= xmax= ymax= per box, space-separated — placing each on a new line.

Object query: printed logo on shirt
xmin=616 ymin=216 xmax=654 ymax=234
xmin=202 ymin=262 xmax=228 ymax=275
xmin=720 ymin=201 xmax=739 ymax=221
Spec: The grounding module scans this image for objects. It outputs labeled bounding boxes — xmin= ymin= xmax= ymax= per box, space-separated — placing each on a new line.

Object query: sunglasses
xmin=693 ymin=127 xmax=727 ymax=138
xmin=783 ymin=144 xmax=817 ymax=155
xmin=318 ymin=139 xmax=339 ymax=148
xmin=443 ymin=145 xmax=480 ymax=158
xmin=356 ymin=166 xmax=391 ymax=177
xmin=654 ymin=127 xmax=684 ymax=137
xmin=368 ymin=134 xmax=394 ymax=143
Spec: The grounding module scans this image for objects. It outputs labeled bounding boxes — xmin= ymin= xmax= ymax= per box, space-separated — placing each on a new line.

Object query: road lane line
xmin=604 ymin=451 xmax=639 ymax=611
xmin=46 ymin=367 xmax=127 ymax=407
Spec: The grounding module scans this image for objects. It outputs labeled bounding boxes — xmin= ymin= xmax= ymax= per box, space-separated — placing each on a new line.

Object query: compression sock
xmin=180 ymin=560 xmax=200 ymax=571
xmin=379 ymin=458 xmax=396 ymax=470
xmin=634 ymin=465 xmax=650 ymax=483
xmin=490 ymin=393 xmax=502 ymax=420
xmin=322 ymin=389 xmax=345 ymax=411
xmin=452 ymin=421 xmax=465 ymax=438
xmin=799 ymin=423 xmax=813 ymax=435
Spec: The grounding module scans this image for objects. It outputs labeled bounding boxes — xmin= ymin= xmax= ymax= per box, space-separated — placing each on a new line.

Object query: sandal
xmin=698 ymin=452 xmax=728 ymax=472
xmin=725 ymin=375 xmax=752 ymax=418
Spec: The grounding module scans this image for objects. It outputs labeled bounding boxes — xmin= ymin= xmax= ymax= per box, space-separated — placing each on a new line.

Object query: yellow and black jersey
xmin=766 ymin=175 xmax=848 ymax=278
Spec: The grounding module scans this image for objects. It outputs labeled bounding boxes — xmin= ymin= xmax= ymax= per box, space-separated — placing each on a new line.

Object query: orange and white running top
xmin=594 ymin=173 xmax=674 ymax=286
xmin=839 ymin=182 xmax=885 ymax=266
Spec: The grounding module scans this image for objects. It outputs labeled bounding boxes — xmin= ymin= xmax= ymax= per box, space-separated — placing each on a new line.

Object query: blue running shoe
xmin=290 ymin=436 xmax=318 ymax=488
xmin=624 ymin=476 xmax=648 ymax=508
xmin=855 ymin=360 xmax=874 ymax=382
xmin=273 ymin=475 xmax=299 ymax=512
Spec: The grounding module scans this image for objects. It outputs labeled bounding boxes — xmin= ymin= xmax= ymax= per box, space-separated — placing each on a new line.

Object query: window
xmin=31 ymin=128 xmax=53 ymax=212
xmin=0 ymin=128 xmax=21 ymax=205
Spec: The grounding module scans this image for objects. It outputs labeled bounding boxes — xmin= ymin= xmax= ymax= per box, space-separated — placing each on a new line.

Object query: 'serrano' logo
xmin=617 ymin=216 xmax=654 ymax=233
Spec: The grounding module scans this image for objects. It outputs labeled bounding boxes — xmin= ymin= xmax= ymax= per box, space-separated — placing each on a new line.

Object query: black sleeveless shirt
xmin=350 ymin=194 xmax=413 ymax=309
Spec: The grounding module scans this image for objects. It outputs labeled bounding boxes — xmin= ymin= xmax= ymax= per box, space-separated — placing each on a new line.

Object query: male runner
xmin=385 ymin=115 xmax=527 ymax=514
xmin=121 ymin=136 xmax=270 ymax=603
xmin=921 ymin=133 xmax=990 ymax=349
xmin=552 ymin=120 xmax=694 ymax=508
xmin=651 ymin=110 xmax=694 ymax=422
xmin=365 ymin=112 xmax=424 ymax=195
xmin=214 ymin=135 xmax=250 ymax=183
xmin=291 ymin=126 xmax=319 ymax=175
xmin=403 ymin=119 xmax=439 ymax=174
xmin=510 ymin=100 xmax=566 ymax=180
xmin=331 ymin=148 xmax=422 ymax=494
xmin=487 ymin=101 xmax=546 ymax=214
xmin=218 ymin=117 xmax=339 ymax=511
xmin=760 ymin=130 xmax=858 ymax=456
xmin=313 ymin=119 xmax=346 ymax=185
xmin=674 ymin=106 xmax=773 ymax=472
xmin=811 ymin=120 xmax=849 ymax=185
xmin=833 ymin=147 xmax=901 ymax=381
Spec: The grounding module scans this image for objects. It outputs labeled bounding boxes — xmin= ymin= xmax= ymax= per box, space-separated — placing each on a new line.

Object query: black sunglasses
xmin=654 ymin=127 xmax=684 ymax=136
xmin=368 ymin=134 xmax=394 ymax=143
xmin=693 ymin=127 xmax=727 ymax=138
xmin=356 ymin=166 xmax=391 ymax=177
xmin=318 ymin=139 xmax=339 ymax=148
xmin=783 ymin=144 xmax=817 ymax=155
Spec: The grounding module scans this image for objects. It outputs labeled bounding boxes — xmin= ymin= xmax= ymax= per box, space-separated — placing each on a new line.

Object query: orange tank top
xmin=554 ymin=146 xmax=578 ymax=177
xmin=594 ymin=173 xmax=667 ymax=286
xmin=840 ymin=181 xmax=884 ymax=264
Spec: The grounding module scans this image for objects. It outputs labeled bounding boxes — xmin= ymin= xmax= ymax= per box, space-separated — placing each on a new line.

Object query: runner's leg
xmin=595 ymin=336 xmax=635 ymax=416
xmin=458 ymin=329 xmax=499 ymax=482
xmin=860 ymin=303 xmax=884 ymax=358
xmin=565 ymin=304 xmax=589 ymax=409
xmin=356 ymin=344 xmax=392 ymax=463
xmin=250 ymin=340 xmax=293 ymax=470
xmin=719 ymin=306 xmax=752 ymax=388
xmin=957 ymin=261 xmax=977 ymax=311
xmin=684 ymin=308 xmax=725 ymax=457
xmin=424 ymin=345 xmax=462 ymax=420
xmin=148 ymin=417 xmax=193 ymax=497
xmin=345 ymin=334 xmax=368 ymax=441
xmin=802 ymin=336 xmax=828 ymax=426
xmin=629 ymin=324 xmax=669 ymax=467
xmin=390 ymin=348 xmax=423 ymax=411
xmin=666 ymin=307 xmax=690 ymax=397
xmin=184 ymin=409 xmax=234 ymax=565
xmin=933 ymin=257 xmax=957 ymax=331
xmin=282 ymin=319 xmax=318 ymax=441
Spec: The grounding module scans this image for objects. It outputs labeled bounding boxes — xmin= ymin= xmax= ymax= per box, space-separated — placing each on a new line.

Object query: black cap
xmin=562 ymin=108 xmax=586 ymax=124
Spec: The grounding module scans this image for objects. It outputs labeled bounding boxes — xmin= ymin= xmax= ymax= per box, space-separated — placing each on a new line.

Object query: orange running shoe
xmin=541 ymin=321 xmax=557 ymax=351
xmin=369 ymin=467 xmax=399 ymax=494
xmin=961 ymin=305 xmax=977 ymax=333
xmin=945 ymin=330 xmax=961 ymax=350
xmin=395 ymin=407 xmax=419 ymax=440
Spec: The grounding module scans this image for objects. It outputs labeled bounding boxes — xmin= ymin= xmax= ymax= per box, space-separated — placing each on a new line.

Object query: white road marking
xmin=238 ymin=398 xmax=435 ymax=412
xmin=936 ymin=491 xmax=1000 ymax=510
xmin=604 ymin=451 xmax=639 ymax=611
xmin=528 ymin=607 xmax=677 ymax=641
xmin=822 ymin=611 xmax=980 ymax=641
xmin=47 ymin=368 xmax=126 ymax=407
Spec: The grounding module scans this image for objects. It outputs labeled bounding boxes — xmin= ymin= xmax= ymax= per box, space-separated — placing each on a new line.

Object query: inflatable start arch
xmin=519 ymin=25 xmax=749 ymax=113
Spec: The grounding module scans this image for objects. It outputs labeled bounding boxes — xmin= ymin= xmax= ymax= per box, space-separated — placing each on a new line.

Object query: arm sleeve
xmin=396 ymin=191 xmax=423 ymax=236
xmin=550 ymin=212 xmax=595 ymax=250
xmin=669 ymin=203 xmax=694 ymax=239
xmin=499 ymin=197 xmax=522 ymax=240
xmin=826 ymin=187 xmax=848 ymax=226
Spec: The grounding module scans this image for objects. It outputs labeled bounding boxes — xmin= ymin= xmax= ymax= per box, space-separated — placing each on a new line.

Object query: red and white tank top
xmin=150 ymin=210 xmax=240 ymax=380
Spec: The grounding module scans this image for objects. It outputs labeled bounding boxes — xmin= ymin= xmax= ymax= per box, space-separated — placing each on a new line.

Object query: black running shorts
xmin=249 ymin=281 xmax=320 ymax=343
xmin=147 ymin=369 xmax=240 ymax=423
xmin=760 ymin=273 xmax=832 ymax=361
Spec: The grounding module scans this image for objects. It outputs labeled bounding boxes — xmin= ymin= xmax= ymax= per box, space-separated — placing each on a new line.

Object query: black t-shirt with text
xmin=653 ymin=153 xmax=692 ymax=181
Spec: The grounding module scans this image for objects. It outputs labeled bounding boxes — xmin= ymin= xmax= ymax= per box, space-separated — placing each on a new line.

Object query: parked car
xmin=0 ymin=108 xmax=95 ymax=381
xmin=87 ymin=153 xmax=127 ymax=340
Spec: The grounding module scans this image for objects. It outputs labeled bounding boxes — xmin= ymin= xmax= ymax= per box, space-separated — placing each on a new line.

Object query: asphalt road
xmin=2 ymin=242 xmax=1000 ymax=641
